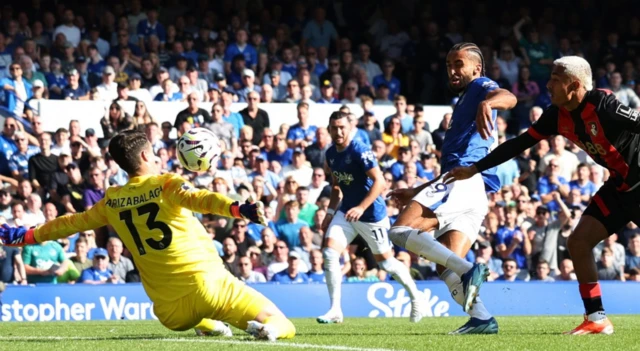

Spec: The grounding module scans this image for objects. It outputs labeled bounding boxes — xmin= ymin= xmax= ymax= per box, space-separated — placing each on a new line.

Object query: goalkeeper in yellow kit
xmin=0 ymin=130 xmax=295 ymax=341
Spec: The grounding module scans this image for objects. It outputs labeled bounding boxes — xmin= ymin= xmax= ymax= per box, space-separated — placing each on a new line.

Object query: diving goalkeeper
xmin=0 ymin=130 xmax=295 ymax=341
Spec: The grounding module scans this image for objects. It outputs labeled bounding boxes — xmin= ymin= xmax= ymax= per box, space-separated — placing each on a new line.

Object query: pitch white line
xmin=0 ymin=336 xmax=403 ymax=351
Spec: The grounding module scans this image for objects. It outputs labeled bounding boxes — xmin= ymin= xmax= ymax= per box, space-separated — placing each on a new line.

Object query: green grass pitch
xmin=0 ymin=316 xmax=637 ymax=351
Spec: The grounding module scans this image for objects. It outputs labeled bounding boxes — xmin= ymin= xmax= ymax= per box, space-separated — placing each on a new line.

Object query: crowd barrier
xmin=37 ymin=100 xmax=453 ymax=138
xmin=2 ymin=281 xmax=638 ymax=322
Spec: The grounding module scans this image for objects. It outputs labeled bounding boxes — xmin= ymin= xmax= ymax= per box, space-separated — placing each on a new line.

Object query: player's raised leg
xmin=564 ymin=214 xmax=614 ymax=335
xmin=388 ymin=178 xmax=489 ymax=312
xmin=436 ymin=230 xmax=497 ymax=334
xmin=317 ymin=211 xmax=358 ymax=324
xmin=353 ymin=218 xmax=427 ymax=322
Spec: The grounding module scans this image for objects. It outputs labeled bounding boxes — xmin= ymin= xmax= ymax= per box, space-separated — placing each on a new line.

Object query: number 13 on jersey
xmin=119 ymin=203 xmax=173 ymax=255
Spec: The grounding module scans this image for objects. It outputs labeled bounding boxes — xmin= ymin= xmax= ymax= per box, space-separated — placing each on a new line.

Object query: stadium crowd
xmin=0 ymin=0 xmax=640 ymax=288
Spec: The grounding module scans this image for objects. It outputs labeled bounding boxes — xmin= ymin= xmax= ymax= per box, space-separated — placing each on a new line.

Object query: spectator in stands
xmin=513 ymin=16 xmax=553 ymax=84
xmin=20 ymin=55 xmax=47 ymax=89
xmin=302 ymin=7 xmax=338 ymax=50
xmin=539 ymin=136 xmax=579 ymax=181
xmin=267 ymin=240 xmax=290 ymax=280
xmin=533 ymin=260 xmax=555 ymax=282
xmin=237 ymin=255 xmax=266 ymax=283
xmin=307 ymin=249 xmax=325 ymax=283
xmin=283 ymin=79 xmax=301 ymax=103
xmin=83 ymin=166 xmax=105 ymax=210
xmin=496 ymin=205 xmax=531 ymax=269
xmin=317 ymin=80 xmax=339 ymax=104
xmin=239 ymin=91 xmax=269 ymax=145
xmin=271 ymin=251 xmax=310 ymax=283
xmin=475 ymin=241 xmax=502 ymax=280
xmin=174 ymin=92 xmax=212 ymax=129
xmin=219 ymin=89 xmax=244 ymax=138
xmin=231 ymin=218 xmax=256 ymax=257
xmin=70 ymin=237 xmax=92 ymax=274
xmin=625 ymin=234 xmax=640 ymax=277
xmin=293 ymin=226 xmax=320 ymax=268
xmin=9 ymin=132 xmax=39 ymax=182
xmin=407 ymin=114 xmax=433 ymax=152
xmin=609 ymin=71 xmax=640 ymax=108
xmin=396 ymin=251 xmax=425 ymax=281
xmin=568 ymin=163 xmax=596 ymax=205
xmin=2 ymin=62 xmax=32 ymax=116
xmin=54 ymin=9 xmax=81 ymax=48
xmin=203 ymin=103 xmax=234 ymax=151
xmin=594 ymin=233 xmax=626 ymax=270
xmin=301 ymin=127 xmax=329 ymax=168
xmin=276 ymin=200 xmax=309 ymax=249
xmin=356 ymin=44 xmax=382 ymax=85
xmin=282 ymin=149 xmax=313 ymax=187
xmin=496 ymin=258 xmax=521 ymax=282
xmin=557 ymin=259 xmax=577 ymax=281
xmin=62 ymin=68 xmax=89 ymax=100
xmin=106 ymin=237 xmax=134 ymax=282
xmin=58 ymin=162 xmax=87 ymax=213
xmin=294 ymin=187 xmax=319 ymax=225
xmin=598 ymin=247 xmax=624 ymax=281
xmin=24 ymin=193 xmax=45 ymax=226
xmin=373 ymin=59 xmax=401 ymax=100
xmin=132 ymin=101 xmax=155 ymax=130
xmin=96 ymin=66 xmax=118 ymax=101
xmin=100 ymin=102 xmax=134 ymax=138
xmin=28 ymin=132 xmax=57 ymax=193
xmin=347 ymin=257 xmax=379 ymax=282
xmin=221 ymin=237 xmax=240 ymax=277
xmin=268 ymin=133 xmax=293 ymax=167
xmin=80 ymin=248 xmax=122 ymax=284
xmin=382 ymin=116 xmax=409 ymax=159
xmin=0 ymin=236 xmax=26 ymax=284
xmin=22 ymin=237 xmax=68 ymax=284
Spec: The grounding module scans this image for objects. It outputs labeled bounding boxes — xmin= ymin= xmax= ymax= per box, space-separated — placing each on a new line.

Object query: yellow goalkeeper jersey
xmin=34 ymin=173 xmax=237 ymax=303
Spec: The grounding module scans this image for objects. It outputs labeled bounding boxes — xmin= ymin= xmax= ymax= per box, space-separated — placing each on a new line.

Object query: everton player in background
xmin=446 ymin=56 xmax=633 ymax=335
xmin=388 ymin=42 xmax=517 ymax=334
xmin=317 ymin=111 xmax=428 ymax=324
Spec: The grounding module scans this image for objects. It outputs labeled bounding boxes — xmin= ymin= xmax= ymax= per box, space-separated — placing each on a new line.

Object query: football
xmin=176 ymin=128 xmax=221 ymax=172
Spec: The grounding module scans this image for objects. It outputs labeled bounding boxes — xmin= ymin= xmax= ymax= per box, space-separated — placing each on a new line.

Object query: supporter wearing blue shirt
xmin=248 ymin=156 xmax=282 ymax=196
xmin=275 ymin=201 xmax=309 ymax=248
xmin=8 ymin=134 xmax=40 ymax=179
xmin=1 ymin=63 xmax=33 ymax=115
xmin=307 ymin=249 xmax=326 ymax=283
xmin=80 ymin=248 xmax=123 ymax=284
xmin=382 ymin=96 xmax=413 ymax=134
xmin=389 ymin=147 xmax=427 ymax=181
xmin=287 ymin=103 xmax=317 ymax=147
xmin=267 ymin=145 xmax=294 ymax=167
xmin=496 ymin=159 xmax=520 ymax=187
xmin=568 ymin=163 xmax=597 ymax=203
xmin=62 ymin=70 xmax=89 ymax=100
xmin=0 ymin=117 xmax=18 ymax=175
xmin=45 ymin=59 xmax=68 ymax=100
xmin=271 ymin=252 xmax=310 ymax=283
xmin=537 ymin=159 xmax=569 ymax=213
xmin=373 ymin=60 xmax=401 ymax=100
xmin=302 ymin=7 xmax=338 ymax=49
xmin=0 ymin=44 xmax=12 ymax=80
xmin=154 ymin=91 xmax=183 ymax=101
xmin=137 ymin=9 xmax=166 ymax=44
xmin=220 ymin=89 xmax=245 ymax=138
xmin=224 ymin=29 xmax=258 ymax=71
xmin=495 ymin=208 xmax=529 ymax=269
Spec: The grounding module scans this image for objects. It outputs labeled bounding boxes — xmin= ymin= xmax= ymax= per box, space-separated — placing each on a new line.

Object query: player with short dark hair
xmin=387 ymin=42 xmax=517 ymax=334
xmin=446 ymin=56 xmax=628 ymax=335
xmin=0 ymin=130 xmax=296 ymax=341
xmin=317 ymin=111 xmax=427 ymax=324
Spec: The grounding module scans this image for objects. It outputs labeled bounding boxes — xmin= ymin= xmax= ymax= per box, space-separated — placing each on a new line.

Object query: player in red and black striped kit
xmin=445 ymin=56 xmax=639 ymax=335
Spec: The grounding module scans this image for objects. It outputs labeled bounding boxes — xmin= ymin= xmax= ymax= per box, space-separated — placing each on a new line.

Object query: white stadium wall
xmin=36 ymin=100 xmax=453 ymax=138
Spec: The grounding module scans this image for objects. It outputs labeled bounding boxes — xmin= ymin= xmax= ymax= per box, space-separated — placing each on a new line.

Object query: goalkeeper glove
xmin=230 ymin=199 xmax=267 ymax=226
xmin=0 ymin=224 xmax=37 ymax=247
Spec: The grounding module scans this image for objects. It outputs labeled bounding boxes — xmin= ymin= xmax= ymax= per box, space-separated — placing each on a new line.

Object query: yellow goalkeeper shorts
xmin=153 ymin=269 xmax=275 ymax=331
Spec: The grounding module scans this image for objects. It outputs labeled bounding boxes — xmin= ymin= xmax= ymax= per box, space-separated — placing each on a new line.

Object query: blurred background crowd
xmin=0 ymin=0 xmax=639 ymax=287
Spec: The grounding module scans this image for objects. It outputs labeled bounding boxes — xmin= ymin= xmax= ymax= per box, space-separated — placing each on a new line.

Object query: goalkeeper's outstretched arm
xmin=163 ymin=178 xmax=265 ymax=224
xmin=1 ymin=200 xmax=109 ymax=246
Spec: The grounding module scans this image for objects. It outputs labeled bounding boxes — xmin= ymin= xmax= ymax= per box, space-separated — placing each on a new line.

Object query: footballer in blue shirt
xmin=388 ymin=42 xmax=517 ymax=334
xmin=317 ymin=111 xmax=425 ymax=325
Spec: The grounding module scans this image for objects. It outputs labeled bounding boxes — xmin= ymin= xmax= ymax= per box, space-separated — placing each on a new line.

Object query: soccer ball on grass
xmin=177 ymin=128 xmax=221 ymax=172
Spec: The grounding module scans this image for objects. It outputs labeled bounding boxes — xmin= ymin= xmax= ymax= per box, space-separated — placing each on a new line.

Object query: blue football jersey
xmin=440 ymin=77 xmax=501 ymax=192
xmin=326 ymin=140 xmax=386 ymax=223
